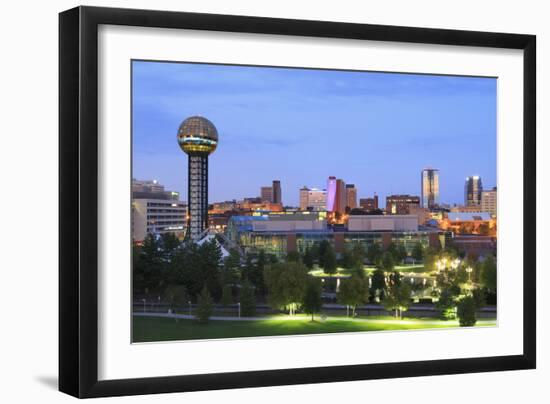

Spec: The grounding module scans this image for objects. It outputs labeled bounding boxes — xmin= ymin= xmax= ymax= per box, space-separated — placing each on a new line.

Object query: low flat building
xmin=348 ymin=215 xmax=418 ymax=232
xmin=227 ymin=213 xmax=446 ymax=259
xmin=451 ymin=235 xmax=497 ymax=257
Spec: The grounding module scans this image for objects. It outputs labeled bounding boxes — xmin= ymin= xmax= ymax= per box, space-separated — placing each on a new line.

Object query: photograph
xmin=131 ymin=60 xmax=498 ymax=343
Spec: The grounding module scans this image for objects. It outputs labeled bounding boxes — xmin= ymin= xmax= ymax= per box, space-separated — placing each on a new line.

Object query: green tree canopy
xmin=220 ymin=284 xmax=233 ymax=306
xmin=302 ymin=246 xmax=315 ymax=269
xmin=382 ymin=283 xmax=412 ymax=319
xmin=379 ymin=251 xmax=395 ymax=272
xmin=239 ymin=280 xmax=256 ymax=317
xmin=337 ymin=274 xmax=369 ymax=317
xmin=480 ymin=254 xmax=497 ymax=293
xmin=322 ymin=244 xmax=338 ymax=275
xmin=366 ymin=243 xmax=383 ymax=265
xmin=317 ymin=240 xmax=331 ymax=268
xmin=302 ymin=277 xmax=323 ymax=321
xmin=286 ymin=251 xmax=302 ymax=262
xmin=195 ymin=286 xmax=214 ymax=323
xmin=222 ymin=248 xmax=241 ymax=285
xmin=412 ymin=242 xmax=424 ymax=262
xmin=163 ymin=284 xmax=188 ymax=313
xmin=264 ymin=261 xmax=309 ymax=315
xmin=457 ymin=295 xmax=477 ymax=326
xmin=370 ymin=268 xmax=386 ymax=300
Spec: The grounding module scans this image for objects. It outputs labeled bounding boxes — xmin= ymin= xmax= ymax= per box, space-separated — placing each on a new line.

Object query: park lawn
xmin=132 ymin=315 xmax=496 ymax=343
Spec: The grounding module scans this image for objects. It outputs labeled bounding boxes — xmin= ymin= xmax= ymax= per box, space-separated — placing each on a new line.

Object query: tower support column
xmin=187 ymin=154 xmax=209 ymax=240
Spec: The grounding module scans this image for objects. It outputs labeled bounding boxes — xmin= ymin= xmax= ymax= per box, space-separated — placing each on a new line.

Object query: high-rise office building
xmin=345 ymin=184 xmax=357 ymax=210
xmin=421 ymin=168 xmax=440 ymax=209
xmin=300 ymin=186 xmax=327 ymax=211
xmin=386 ymin=194 xmax=420 ymax=214
xmin=132 ymin=179 xmax=186 ymax=242
xmin=261 ymin=186 xmax=273 ymax=203
xmin=326 ymin=176 xmax=346 ymax=214
xmin=465 ymin=176 xmax=483 ymax=206
xmin=272 ymin=180 xmax=282 ymax=205
xmin=481 ymin=186 xmax=497 ymax=216
xmin=132 ymin=179 xmax=179 ymax=200
xmin=299 ymin=187 xmax=309 ymax=210
xmin=177 ymin=116 xmax=218 ymax=240
xmin=359 ymin=194 xmax=379 ymax=212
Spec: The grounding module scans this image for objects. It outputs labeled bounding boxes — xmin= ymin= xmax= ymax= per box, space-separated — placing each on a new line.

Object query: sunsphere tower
xmin=177 ymin=116 xmax=218 ymax=240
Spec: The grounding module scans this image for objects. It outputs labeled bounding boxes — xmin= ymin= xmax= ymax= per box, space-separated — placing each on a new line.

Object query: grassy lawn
xmin=132 ymin=315 xmax=496 ymax=343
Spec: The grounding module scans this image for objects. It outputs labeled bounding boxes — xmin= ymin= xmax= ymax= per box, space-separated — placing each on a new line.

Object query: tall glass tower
xmin=177 ymin=116 xmax=218 ymax=240
xmin=465 ymin=176 xmax=483 ymax=206
xmin=421 ymin=168 xmax=439 ymax=209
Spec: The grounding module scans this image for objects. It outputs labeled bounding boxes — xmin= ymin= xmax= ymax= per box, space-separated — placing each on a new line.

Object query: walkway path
xmin=133 ymin=311 xmax=496 ymax=326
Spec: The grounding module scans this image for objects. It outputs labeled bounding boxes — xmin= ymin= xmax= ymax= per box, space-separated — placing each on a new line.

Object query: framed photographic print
xmin=59 ymin=6 xmax=536 ymax=398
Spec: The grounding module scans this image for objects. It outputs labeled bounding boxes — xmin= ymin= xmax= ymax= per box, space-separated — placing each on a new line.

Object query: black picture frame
xmin=59 ymin=5 xmax=536 ymax=398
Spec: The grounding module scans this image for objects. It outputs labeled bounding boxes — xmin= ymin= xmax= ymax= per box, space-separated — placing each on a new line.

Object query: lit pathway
xmin=133 ymin=311 xmax=496 ymax=326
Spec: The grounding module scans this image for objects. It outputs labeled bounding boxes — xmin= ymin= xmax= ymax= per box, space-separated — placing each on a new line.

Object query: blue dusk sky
xmin=132 ymin=60 xmax=496 ymax=207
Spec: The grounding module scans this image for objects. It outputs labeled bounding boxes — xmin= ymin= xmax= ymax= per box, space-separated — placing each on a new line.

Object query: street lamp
xmin=188 ymin=300 xmax=192 ymax=316
xmin=466 ymin=266 xmax=473 ymax=282
xmin=451 ymin=258 xmax=460 ymax=270
xmin=238 ymin=302 xmax=241 ymax=318
xmin=436 ymin=260 xmax=443 ymax=272
xmin=142 ymin=298 xmax=146 ymax=313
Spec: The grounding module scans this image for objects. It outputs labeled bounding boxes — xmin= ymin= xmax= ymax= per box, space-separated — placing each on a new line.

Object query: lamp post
xmin=142 ymin=298 xmax=146 ymax=313
xmin=451 ymin=258 xmax=460 ymax=270
xmin=238 ymin=302 xmax=241 ymax=318
xmin=188 ymin=300 xmax=192 ymax=316
xmin=466 ymin=266 xmax=473 ymax=282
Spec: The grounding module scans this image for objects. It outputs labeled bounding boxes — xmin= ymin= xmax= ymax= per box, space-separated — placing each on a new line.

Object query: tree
xmin=220 ymin=284 xmax=233 ymax=306
xmin=286 ymin=251 xmax=301 ymax=262
xmin=223 ymin=248 xmax=241 ymax=285
xmin=434 ymin=287 xmax=459 ymax=320
xmin=379 ymin=251 xmax=395 ymax=272
xmin=480 ymin=255 xmax=497 ymax=293
xmin=169 ymin=239 xmax=223 ymax=300
xmin=302 ymin=277 xmax=323 ymax=321
xmin=396 ymin=244 xmax=408 ymax=264
xmin=457 ymin=296 xmax=477 ymax=326
xmin=337 ymin=274 xmax=369 ymax=317
xmin=264 ymin=261 xmax=309 ymax=315
xmin=302 ymin=246 xmax=315 ymax=269
xmin=366 ymin=243 xmax=383 ymax=265
xmin=389 ymin=270 xmax=402 ymax=287
xmin=423 ymin=246 xmax=442 ymax=272
xmin=349 ymin=242 xmax=365 ymax=272
xmin=239 ymin=281 xmax=256 ymax=317
xmin=244 ymin=252 xmax=266 ymax=295
xmin=412 ymin=242 xmax=424 ymax=263
xmin=159 ymin=232 xmax=181 ymax=260
xmin=322 ymin=244 xmax=338 ymax=275
xmin=387 ymin=243 xmax=406 ymax=264
xmin=370 ymin=268 xmax=386 ymax=301
xmin=339 ymin=247 xmax=354 ymax=269
xmin=195 ymin=286 xmax=214 ymax=323
xmin=382 ymin=283 xmax=412 ymax=319
xmin=318 ymin=240 xmax=331 ymax=268
xmin=163 ymin=284 xmax=188 ymax=314
xmin=133 ymin=234 xmax=164 ymax=295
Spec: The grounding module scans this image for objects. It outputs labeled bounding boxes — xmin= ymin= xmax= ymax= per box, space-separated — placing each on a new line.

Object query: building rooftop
xmin=447 ymin=212 xmax=491 ymax=221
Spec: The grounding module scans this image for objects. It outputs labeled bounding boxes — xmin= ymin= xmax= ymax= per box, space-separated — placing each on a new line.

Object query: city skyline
xmin=132 ymin=61 xmax=497 ymax=206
